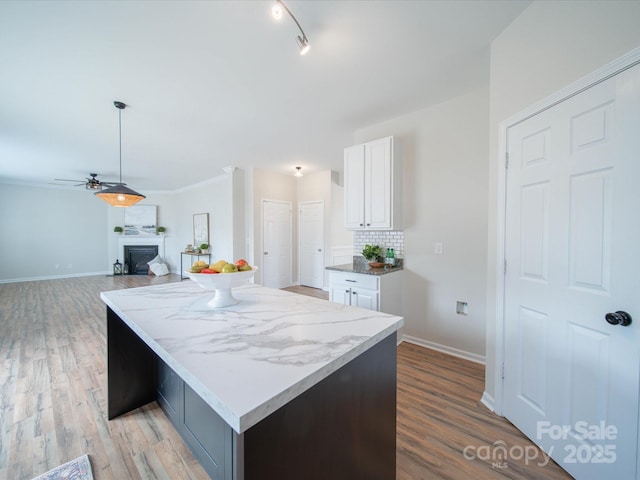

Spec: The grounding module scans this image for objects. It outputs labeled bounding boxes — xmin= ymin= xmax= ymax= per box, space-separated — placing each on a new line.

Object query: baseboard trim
xmin=401 ymin=335 xmax=485 ymax=365
xmin=0 ymin=270 xmax=111 ymax=284
xmin=480 ymin=391 xmax=495 ymax=412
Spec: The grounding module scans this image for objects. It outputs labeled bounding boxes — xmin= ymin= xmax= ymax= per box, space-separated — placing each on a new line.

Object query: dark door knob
xmin=605 ymin=311 xmax=632 ymax=326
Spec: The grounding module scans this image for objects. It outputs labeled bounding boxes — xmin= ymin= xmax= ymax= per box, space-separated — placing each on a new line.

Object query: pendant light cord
xmin=118 ymin=107 xmax=122 ymax=184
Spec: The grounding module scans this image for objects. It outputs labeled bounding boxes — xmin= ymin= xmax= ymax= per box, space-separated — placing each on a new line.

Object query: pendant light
xmin=95 ymin=101 xmax=146 ymax=207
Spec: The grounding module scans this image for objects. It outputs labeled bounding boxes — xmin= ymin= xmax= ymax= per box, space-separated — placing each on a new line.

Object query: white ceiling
xmin=0 ymin=0 xmax=529 ymax=192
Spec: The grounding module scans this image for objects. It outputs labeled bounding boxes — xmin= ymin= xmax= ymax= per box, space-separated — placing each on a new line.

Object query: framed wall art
xmin=193 ymin=213 xmax=209 ymax=245
xmin=124 ymin=205 xmax=157 ymax=235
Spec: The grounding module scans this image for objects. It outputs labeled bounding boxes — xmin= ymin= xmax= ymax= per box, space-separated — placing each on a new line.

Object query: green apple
xmin=221 ymin=263 xmax=238 ymax=273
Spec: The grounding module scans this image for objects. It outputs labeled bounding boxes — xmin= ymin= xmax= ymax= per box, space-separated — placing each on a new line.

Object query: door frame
xmin=492 ymin=46 xmax=640 ymax=417
xmin=298 ymin=200 xmax=325 ymax=289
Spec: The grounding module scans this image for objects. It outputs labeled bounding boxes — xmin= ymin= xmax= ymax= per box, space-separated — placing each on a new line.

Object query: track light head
xmin=271 ymin=0 xmax=310 ymax=55
xmin=297 ymin=35 xmax=310 ymax=55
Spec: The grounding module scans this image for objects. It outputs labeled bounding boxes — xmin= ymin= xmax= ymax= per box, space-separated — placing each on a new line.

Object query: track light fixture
xmin=271 ymin=0 xmax=310 ymax=55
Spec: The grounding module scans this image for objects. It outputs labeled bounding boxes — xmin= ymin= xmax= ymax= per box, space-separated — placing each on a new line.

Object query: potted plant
xmin=113 ymin=226 xmax=123 ymax=235
xmin=200 ymin=243 xmax=210 ymax=254
xmin=361 ymin=244 xmax=382 ymax=264
xmin=156 ymin=226 xmax=166 ymax=235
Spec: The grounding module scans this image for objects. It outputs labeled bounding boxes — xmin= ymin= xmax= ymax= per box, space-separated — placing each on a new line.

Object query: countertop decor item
xmin=361 ymin=244 xmax=382 ymax=262
xmin=368 ymin=262 xmax=386 ymax=268
xmin=185 ymin=266 xmax=258 ymax=307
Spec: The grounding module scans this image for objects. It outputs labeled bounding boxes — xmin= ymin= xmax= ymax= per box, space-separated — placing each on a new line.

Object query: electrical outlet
xmin=456 ymin=301 xmax=468 ymax=315
xmin=434 ymin=242 xmax=443 ymax=255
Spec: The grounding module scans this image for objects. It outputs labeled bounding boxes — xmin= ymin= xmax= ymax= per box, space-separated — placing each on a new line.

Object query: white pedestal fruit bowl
xmin=184 ymin=266 xmax=258 ymax=308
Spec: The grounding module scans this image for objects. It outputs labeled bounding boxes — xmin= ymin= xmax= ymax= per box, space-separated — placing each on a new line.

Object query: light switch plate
xmin=434 ymin=242 xmax=443 ymax=255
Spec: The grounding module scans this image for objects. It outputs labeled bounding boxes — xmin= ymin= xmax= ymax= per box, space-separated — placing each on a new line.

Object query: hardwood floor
xmin=281 ymin=285 xmax=329 ymax=300
xmin=0 ymin=275 xmax=571 ymax=479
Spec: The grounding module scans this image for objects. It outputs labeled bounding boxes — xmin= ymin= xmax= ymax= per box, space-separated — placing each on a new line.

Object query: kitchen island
xmin=101 ymin=281 xmax=403 ymax=480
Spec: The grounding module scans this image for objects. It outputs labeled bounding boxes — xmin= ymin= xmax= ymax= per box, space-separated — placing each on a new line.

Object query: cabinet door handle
xmin=352 ymin=291 xmax=358 ymax=295
xmin=359 ymin=223 xmax=364 ymax=227
xmin=366 ymin=223 xmax=371 ymax=226
xmin=345 ymin=289 xmax=350 ymax=293
xmin=345 ymin=279 xmax=356 ymax=283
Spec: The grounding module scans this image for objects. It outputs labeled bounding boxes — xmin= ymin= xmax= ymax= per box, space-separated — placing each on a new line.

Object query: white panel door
xmin=262 ymin=200 xmax=292 ymax=289
xmin=503 ymin=64 xmax=640 ymax=478
xmin=299 ymin=201 xmax=324 ymax=289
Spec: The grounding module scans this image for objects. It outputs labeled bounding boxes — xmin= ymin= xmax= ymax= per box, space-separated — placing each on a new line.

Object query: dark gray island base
xmin=107 ymin=307 xmax=398 ymax=480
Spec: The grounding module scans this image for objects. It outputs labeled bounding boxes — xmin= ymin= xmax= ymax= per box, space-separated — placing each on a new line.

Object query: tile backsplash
xmin=353 ymin=231 xmax=404 ymax=258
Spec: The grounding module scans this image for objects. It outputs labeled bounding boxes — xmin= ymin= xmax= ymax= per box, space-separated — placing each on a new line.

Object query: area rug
xmin=32 ymin=454 xmax=94 ymax=480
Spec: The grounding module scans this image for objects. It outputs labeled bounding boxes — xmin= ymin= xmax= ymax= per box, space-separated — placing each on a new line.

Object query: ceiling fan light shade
xmin=95 ymin=184 xmax=146 ymax=207
xmin=294 ymin=166 xmax=303 ymax=177
xmin=297 ymin=35 xmax=310 ymax=55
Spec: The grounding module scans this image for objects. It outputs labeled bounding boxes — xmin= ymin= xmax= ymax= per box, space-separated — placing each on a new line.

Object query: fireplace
xmin=116 ymin=235 xmax=165 ymax=275
xmin=124 ymin=245 xmax=159 ymax=275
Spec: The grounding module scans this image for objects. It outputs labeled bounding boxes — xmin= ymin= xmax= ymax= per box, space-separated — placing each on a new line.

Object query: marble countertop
xmin=101 ymin=282 xmax=403 ymax=434
xmin=326 ymin=262 xmax=404 ymax=276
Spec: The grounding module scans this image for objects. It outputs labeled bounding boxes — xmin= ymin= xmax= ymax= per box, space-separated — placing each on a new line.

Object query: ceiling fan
xmin=52 ymin=173 xmax=124 ymax=191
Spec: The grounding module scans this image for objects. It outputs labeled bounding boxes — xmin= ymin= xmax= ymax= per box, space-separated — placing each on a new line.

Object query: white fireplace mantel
xmin=117 ymin=235 xmax=166 ymax=262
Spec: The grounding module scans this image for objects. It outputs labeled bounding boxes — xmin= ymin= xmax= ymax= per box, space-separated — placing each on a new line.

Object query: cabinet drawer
xmin=330 ymin=271 xmax=379 ymax=291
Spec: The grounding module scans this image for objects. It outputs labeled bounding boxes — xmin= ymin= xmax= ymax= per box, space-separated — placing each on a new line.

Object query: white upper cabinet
xmin=344 ymin=136 xmax=402 ymax=230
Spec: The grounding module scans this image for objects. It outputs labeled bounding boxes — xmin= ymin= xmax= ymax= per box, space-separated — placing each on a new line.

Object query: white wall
xmin=354 ymin=84 xmax=490 ymax=361
xmin=1 ymin=171 xmax=240 ymax=282
xmin=0 ymin=183 xmax=109 ymax=282
xmin=485 ymin=0 xmax=640 ymax=403
xmin=170 ymin=174 xmax=235 ymax=271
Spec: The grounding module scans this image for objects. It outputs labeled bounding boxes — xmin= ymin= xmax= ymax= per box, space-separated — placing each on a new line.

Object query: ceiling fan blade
xmin=54 ymin=178 xmax=85 ymax=183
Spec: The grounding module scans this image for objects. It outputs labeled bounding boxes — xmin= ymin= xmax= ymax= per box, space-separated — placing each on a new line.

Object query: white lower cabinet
xmin=328 ymin=270 xmax=402 ymax=316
